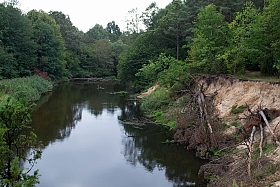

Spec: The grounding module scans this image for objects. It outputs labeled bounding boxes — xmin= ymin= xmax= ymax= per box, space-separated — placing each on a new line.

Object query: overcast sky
xmin=1 ymin=0 xmax=171 ymax=32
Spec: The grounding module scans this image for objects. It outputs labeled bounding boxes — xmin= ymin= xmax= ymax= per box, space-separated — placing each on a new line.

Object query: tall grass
xmin=0 ymin=75 xmax=53 ymax=102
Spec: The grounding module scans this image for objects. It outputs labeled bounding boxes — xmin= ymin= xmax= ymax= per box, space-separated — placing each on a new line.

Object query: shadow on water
xmin=31 ymin=82 xmax=207 ymax=186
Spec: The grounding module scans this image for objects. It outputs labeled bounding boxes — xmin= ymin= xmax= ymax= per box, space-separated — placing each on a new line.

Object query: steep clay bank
xmin=138 ymin=75 xmax=280 ymax=186
xmin=196 ymin=76 xmax=280 ymax=186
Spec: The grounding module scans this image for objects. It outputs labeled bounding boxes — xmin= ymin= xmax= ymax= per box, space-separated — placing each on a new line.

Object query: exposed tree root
xmin=259 ymin=110 xmax=280 ymax=146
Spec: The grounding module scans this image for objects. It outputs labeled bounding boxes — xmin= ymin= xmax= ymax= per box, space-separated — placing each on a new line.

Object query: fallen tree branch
xmin=197 ymin=91 xmax=213 ymax=134
xmin=259 ymin=123 xmax=264 ymax=158
xmin=248 ymin=126 xmax=256 ymax=178
xmin=259 ymin=110 xmax=280 ymax=146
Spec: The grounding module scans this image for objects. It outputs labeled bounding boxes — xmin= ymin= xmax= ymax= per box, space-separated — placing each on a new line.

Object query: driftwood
xmin=259 ymin=110 xmax=280 ymax=146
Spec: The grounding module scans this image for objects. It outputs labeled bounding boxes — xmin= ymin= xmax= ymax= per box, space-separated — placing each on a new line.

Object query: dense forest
xmin=1 ymin=0 xmax=279 ymax=87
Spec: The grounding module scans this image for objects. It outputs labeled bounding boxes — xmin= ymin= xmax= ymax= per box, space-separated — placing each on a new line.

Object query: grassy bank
xmin=139 ymin=85 xmax=186 ymax=130
xmin=0 ymin=75 xmax=53 ymax=102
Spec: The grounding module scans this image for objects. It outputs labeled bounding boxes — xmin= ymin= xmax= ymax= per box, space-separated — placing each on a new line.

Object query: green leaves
xmin=28 ymin=10 xmax=67 ymax=79
xmin=188 ymin=4 xmax=229 ymax=74
xmin=0 ymin=4 xmax=36 ymax=78
xmin=0 ymin=97 xmax=42 ymax=186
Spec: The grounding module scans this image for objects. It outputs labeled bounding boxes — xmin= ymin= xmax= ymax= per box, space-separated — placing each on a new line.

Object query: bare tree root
xmin=197 ymin=84 xmax=213 ymax=134
xmin=259 ymin=123 xmax=264 ymax=158
xmin=248 ymin=126 xmax=256 ymax=178
xmin=259 ymin=110 xmax=280 ymax=146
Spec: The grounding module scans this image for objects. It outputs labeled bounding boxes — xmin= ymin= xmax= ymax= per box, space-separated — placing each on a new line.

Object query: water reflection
xmin=32 ymin=82 xmax=124 ymax=145
xmin=31 ymin=82 xmax=206 ymax=186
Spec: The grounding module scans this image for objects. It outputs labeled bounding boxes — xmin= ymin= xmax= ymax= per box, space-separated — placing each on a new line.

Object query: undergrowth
xmin=0 ymin=75 xmax=52 ymax=102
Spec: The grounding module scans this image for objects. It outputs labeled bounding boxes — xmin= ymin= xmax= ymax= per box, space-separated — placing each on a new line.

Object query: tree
xmin=110 ymin=40 xmax=127 ymax=75
xmin=259 ymin=0 xmax=280 ymax=74
xmin=141 ymin=2 xmax=160 ymax=30
xmin=225 ymin=2 xmax=262 ymax=74
xmin=28 ymin=10 xmax=67 ymax=79
xmin=0 ymin=97 xmax=41 ymax=186
xmin=188 ymin=4 xmax=230 ymax=74
xmin=106 ymin=21 xmax=122 ymax=42
xmin=49 ymin=11 xmax=84 ymax=77
xmin=125 ymin=8 xmax=143 ymax=34
xmin=85 ymin=24 xmax=109 ymax=44
xmin=157 ymin=0 xmax=190 ymax=60
xmin=49 ymin=11 xmax=82 ymax=52
xmin=117 ymin=30 xmax=166 ymax=84
xmin=94 ymin=39 xmax=114 ymax=76
xmin=0 ymin=45 xmax=17 ymax=79
xmin=0 ymin=3 xmax=37 ymax=78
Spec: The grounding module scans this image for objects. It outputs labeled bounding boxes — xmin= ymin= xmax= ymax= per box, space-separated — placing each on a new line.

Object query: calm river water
xmin=28 ymin=82 xmax=206 ymax=187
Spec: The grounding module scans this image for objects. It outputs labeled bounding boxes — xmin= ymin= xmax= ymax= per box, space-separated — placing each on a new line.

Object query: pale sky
xmin=1 ymin=0 xmax=172 ymax=32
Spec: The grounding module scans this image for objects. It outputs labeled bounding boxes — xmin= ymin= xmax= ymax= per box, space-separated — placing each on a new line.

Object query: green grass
xmin=230 ymin=120 xmax=240 ymax=127
xmin=235 ymin=71 xmax=280 ymax=83
xmin=231 ymin=105 xmax=247 ymax=114
xmin=0 ymin=75 xmax=53 ymax=102
xmin=140 ymin=86 xmax=172 ymax=111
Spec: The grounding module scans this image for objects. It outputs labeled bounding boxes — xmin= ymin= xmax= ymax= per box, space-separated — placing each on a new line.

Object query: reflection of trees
xmin=31 ymin=82 xmax=206 ymax=186
xmin=31 ymin=82 xmax=127 ymax=147
xmin=121 ymin=122 xmax=207 ymax=187
xmin=31 ymin=84 xmax=84 ymax=146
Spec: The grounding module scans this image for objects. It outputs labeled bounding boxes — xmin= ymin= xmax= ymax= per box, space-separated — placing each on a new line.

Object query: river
xmin=28 ymin=82 xmax=206 ymax=187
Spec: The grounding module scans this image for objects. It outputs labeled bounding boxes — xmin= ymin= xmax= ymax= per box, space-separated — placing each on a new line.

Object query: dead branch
xmin=248 ymin=126 xmax=256 ymax=178
xmin=197 ymin=95 xmax=204 ymax=122
xmin=259 ymin=110 xmax=280 ymax=146
xmin=197 ymin=91 xmax=213 ymax=134
xmin=259 ymin=123 xmax=264 ymax=158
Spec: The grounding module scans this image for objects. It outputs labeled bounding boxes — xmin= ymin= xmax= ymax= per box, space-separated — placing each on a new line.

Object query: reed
xmin=0 ymin=75 xmax=52 ymax=102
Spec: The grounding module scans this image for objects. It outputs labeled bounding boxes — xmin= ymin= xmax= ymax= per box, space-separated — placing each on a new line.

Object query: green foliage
xmin=140 ymin=86 xmax=171 ymax=111
xmin=166 ymin=121 xmax=176 ymax=130
xmin=136 ymin=54 xmax=191 ymax=90
xmin=253 ymin=162 xmax=280 ymax=181
xmin=28 ymin=10 xmax=67 ymax=79
xmin=259 ymin=0 xmax=280 ymax=74
xmin=0 ymin=75 xmax=52 ymax=102
xmin=263 ymin=143 xmax=277 ymax=155
xmin=188 ymin=4 xmax=230 ymax=74
xmin=225 ymin=2 xmax=262 ymax=74
xmin=233 ymin=133 xmax=240 ymax=140
xmin=106 ymin=21 xmax=122 ymax=42
xmin=136 ymin=53 xmax=173 ymax=86
xmin=113 ymin=91 xmax=128 ymax=96
xmin=117 ymin=31 xmax=163 ymax=84
xmin=205 ymin=174 xmax=221 ymax=181
xmin=158 ymin=57 xmax=191 ymax=91
xmin=153 ymin=111 xmax=164 ymax=122
xmin=0 ymin=4 xmax=37 ymax=78
xmin=157 ymin=0 xmax=190 ymax=60
xmin=207 ymin=148 xmax=226 ymax=157
xmin=231 ymin=179 xmax=243 ymax=187
xmin=231 ymin=105 xmax=246 ymax=114
xmin=0 ymin=97 xmax=42 ymax=186
xmin=230 ymin=120 xmax=240 ymax=127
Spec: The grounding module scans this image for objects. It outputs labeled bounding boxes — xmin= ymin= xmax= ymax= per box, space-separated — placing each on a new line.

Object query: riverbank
xmin=138 ymin=75 xmax=280 ymax=186
xmin=0 ymin=75 xmax=53 ymax=102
